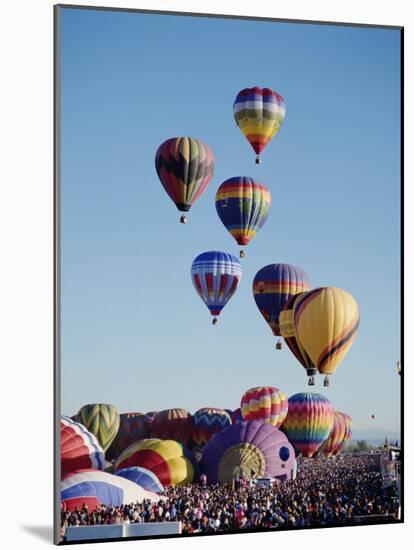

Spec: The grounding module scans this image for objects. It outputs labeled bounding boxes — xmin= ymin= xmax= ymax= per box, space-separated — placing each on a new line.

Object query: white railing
xmin=65 ymin=521 xmax=182 ymax=541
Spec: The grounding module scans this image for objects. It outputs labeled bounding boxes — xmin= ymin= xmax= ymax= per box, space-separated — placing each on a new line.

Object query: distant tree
xmin=355 ymin=440 xmax=373 ymax=452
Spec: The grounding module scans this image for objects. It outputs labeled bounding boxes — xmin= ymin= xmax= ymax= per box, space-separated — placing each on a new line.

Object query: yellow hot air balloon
xmin=293 ymin=287 xmax=359 ymax=386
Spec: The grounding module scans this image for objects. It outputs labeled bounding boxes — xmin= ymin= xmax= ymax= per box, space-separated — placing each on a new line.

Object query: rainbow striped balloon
xmin=233 ymin=87 xmax=286 ymax=163
xmin=240 ymin=386 xmax=288 ymax=428
xmin=335 ymin=412 xmax=353 ymax=455
xmin=282 ymin=393 xmax=334 ymax=458
xmin=215 ymin=177 xmax=271 ymax=248
xmin=319 ymin=411 xmax=347 ymax=457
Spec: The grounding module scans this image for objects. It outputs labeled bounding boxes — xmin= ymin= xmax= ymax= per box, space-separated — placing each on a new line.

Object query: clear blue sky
xmin=59 ymin=7 xmax=401 ymax=435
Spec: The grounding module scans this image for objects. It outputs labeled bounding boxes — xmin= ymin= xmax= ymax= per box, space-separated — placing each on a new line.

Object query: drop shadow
xmin=21 ymin=525 xmax=53 ymax=543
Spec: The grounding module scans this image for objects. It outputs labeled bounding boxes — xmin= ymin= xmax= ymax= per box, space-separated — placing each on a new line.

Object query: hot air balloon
xmin=115 ymin=439 xmax=195 ymax=487
xmin=200 ymin=421 xmax=296 ymax=484
xmin=233 ymin=87 xmax=286 ymax=164
xmin=61 ymin=417 xmax=105 ymax=474
xmin=215 ymin=177 xmax=271 ymax=257
xmin=151 ymin=408 xmax=192 ymax=447
xmin=115 ymin=467 xmax=164 ymax=494
xmin=191 ymin=251 xmax=242 ymax=324
xmin=106 ymin=413 xmax=152 ymax=460
xmin=293 ymin=287 xmax=360 ymax=386
xmin=192 ymin=408 xmax=232 ymax=446
xmin=231 ymin=408 xmax=243 ymax=424
xmin=319 ymin=411 xmax=347 ymax=457
xmin=240 ymin=387 xmax=288 ymax=428
xmin=61 ymin=469 xmax=162 ymax=509
xmin=75 ymin=404 xmax=120 ymax=452
xmin=279 ymin=294 xmax=317 ymax=385
xmin=253 ymin=263 xmax=310 ymax=348
xmin=336 ymin=413 xmax=353 ymax=454
xmin=282 ymin=393 xmax=334 ymax=458
xmin=155 ymin=137 xmax=214 ymax=223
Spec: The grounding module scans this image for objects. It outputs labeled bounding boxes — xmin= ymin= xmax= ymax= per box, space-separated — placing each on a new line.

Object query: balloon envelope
xmin=151 ymin=408 xmax=192 ymax=446
xmin=253 ymin=264 xmax=310 ymax=336
xmin=231 ymin=408 xmax=243 ymax=424
xmin=280 ymin=294 xmax=317 ymax=380
xmin=155 ymin=137 xmax=214 ymax=212
xmin=61 ymin=469 xmax=162 ymax=507
xmin=192 ymin=408 xmax=232 ymax=446
xmin=215 ymin=177 xmax=271 ymax=246
xmin=200 ymin=421 xmax=296 ymax=484
xmin=293 ymin=287 xmax=359 ymax=376
xmin=240 ymin=386 xmax=288 ymax=428
xmin=282 ymin=393 xmax=334 ymax=458
xmin=61 ymin=416 xmax=105 ymax=474
xmin=107 ymin=413 xmax=152 ymax=460
xmin=115 ymin=466 xmax=164 ymax=494
xmin=75 ymin=404 xmax=120 ymax=452
xmin=319 ymin=411 xmax=347 ymax=457
xmin=191 ymin=251 xmax=242 ymax=319
xmin=115 ymin=439 xmax=195 ymax=487
xmin=335 ymin=412 xmax=353 ymax=455
xmin=233 ymin=87 xmax=286 ymax=162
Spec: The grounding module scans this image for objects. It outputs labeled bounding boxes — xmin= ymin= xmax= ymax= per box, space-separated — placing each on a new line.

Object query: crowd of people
xmin=60 ymin=452 xmax=399 ymax=541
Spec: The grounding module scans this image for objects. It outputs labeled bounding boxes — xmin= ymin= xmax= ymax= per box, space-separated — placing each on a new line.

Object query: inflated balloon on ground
xmin=192 ymin=408 xmax=232 ymax=446
xmin=61 ymin=416 xmax=105 ymax=474
xmin=240 ymin=386 xmax=288 ymax=428
xmin=282 ymin=393 xmax=334 ymax=458
xmin=151 ymin=408 xmax=192 ymax=446
xmin=200 ymin=420 xmax=296 ymax=484
xmin=75 ymin=403 xmax=120 ymax=452
xmin=115 ymin=439 xmax=195 ymax=487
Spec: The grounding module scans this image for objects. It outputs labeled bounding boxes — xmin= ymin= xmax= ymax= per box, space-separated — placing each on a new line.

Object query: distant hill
xmin=351 ymin=428 xmax=400 ymax=446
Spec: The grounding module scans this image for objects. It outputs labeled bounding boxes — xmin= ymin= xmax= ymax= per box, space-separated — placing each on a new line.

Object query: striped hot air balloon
xmin=192 ymin=408 xmax=232 ymax=446
xmin=191 ymin=251 xmax=242 ymax=324
xmin=233 ymin=87 xmax=286 ymax=164
xmin=61 ymin=416 xmax=105 ymax=474
xmin=282 ymin=393 xmax=334 ymax=458
xmin=61 ymin=469 xmax=162 ymax=509
xmin=215 ymin=177 xmax=271 ymax=257
xmin=253 ymin=264 xmax=310 ymax=344
xmin=200 ymin=421 xmax=296 ymax=484
xmin=115 ymin=439 xmax=195 ymax=487
xmin=293 ymin=287 xmax=360 ymax=386
xmin=240 ymin=386 xmax=288 ymax=428
xmin=115 ymin=467 xmax=164 ymax=494
xmin=155 ymin=137 xmax=214 ymax=223
xmin=279 ymin=293 xmax=317 ymax=385
xmin=335 ymin=412 xmax=353 ymax=455
xmin=75 ymin=404 xmax=120 ymax=452
xmin=319 ymin=411 xmax=347 ymax=457
xmin=151 ymin=408 xmax=192 ymax=447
